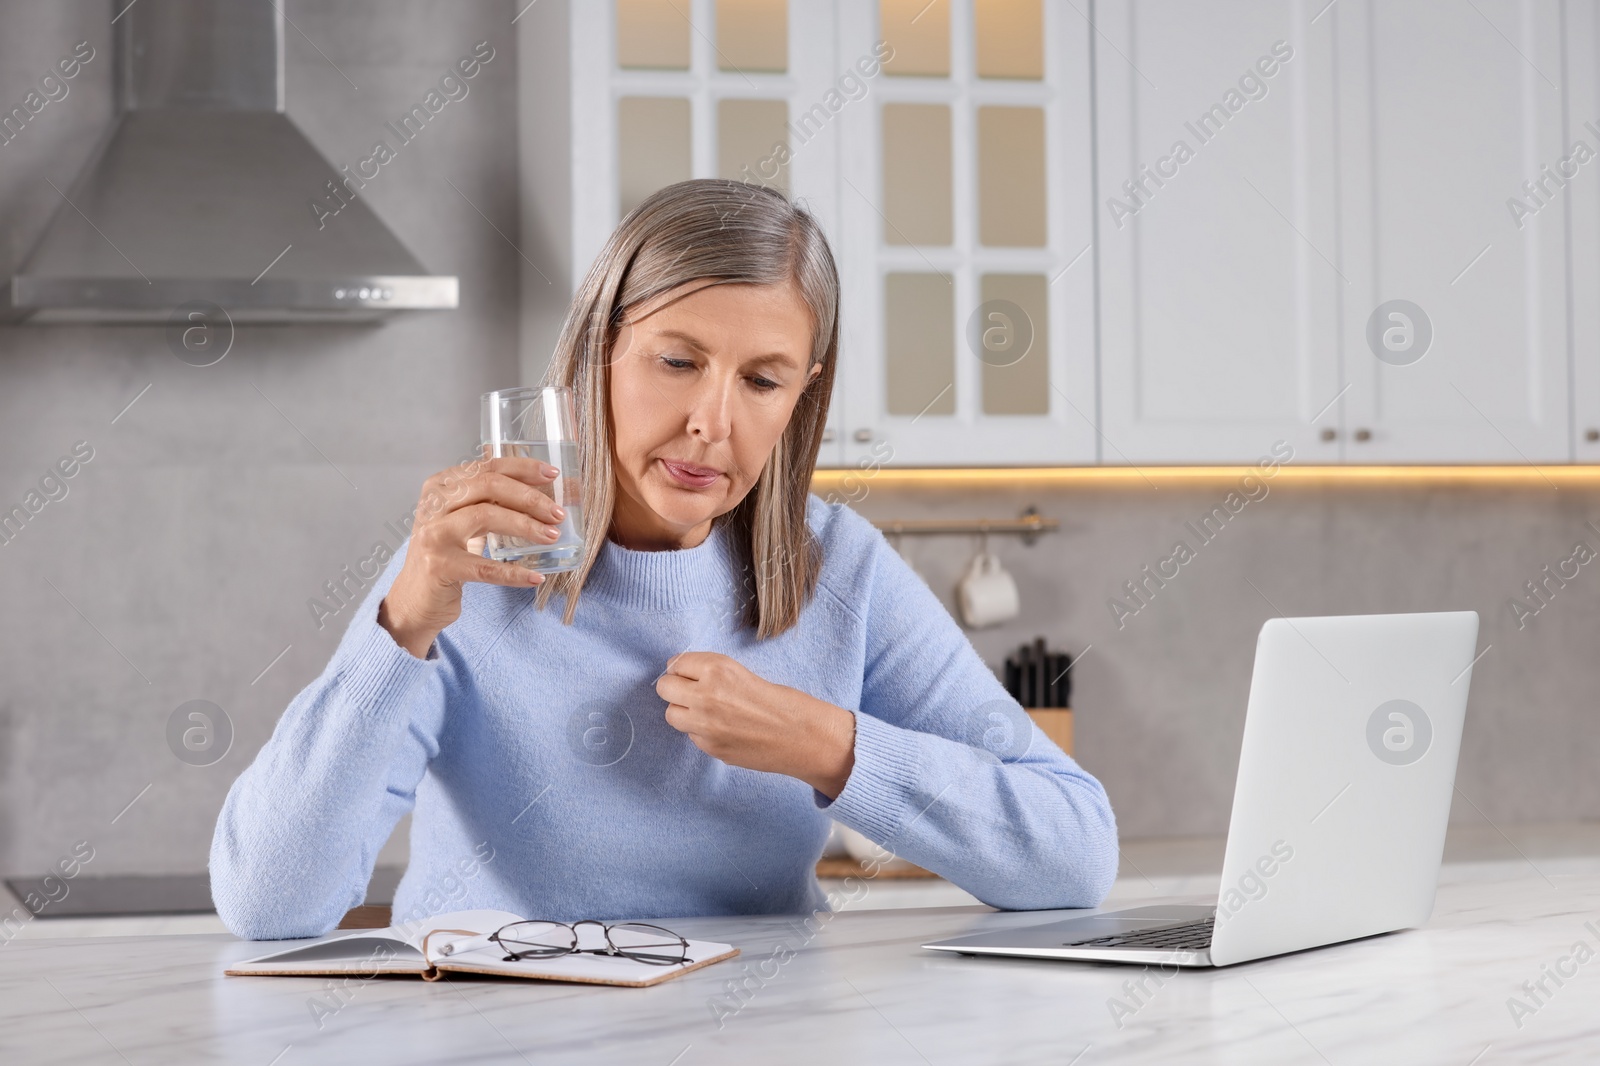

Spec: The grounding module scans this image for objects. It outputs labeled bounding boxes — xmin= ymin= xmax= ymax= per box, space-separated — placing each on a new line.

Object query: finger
xmin=436 ymin=502 xmax=562 ymax=547
xmin=422 ymin=471 xmax=565 ymax=526
xmin=434 ymin=546 xmax=545 ymax=588
xmin=458 ymin=471 xmax=567 ymax=523
xmin=664 ymin=651 xmax=725 ymax=680
xmin=662 ymin=702 xmax=697 ymax=734
xmin=655 ymin=673 xmax=692 ymax=705
xmin=472 ymin=455 xmax=562 ymax=486
xmin=417 ymin=458 xmax=558 ymax=521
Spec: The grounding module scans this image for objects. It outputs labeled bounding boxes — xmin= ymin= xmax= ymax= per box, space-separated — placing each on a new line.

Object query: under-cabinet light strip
xmin=811 ymin=465 xmax=1600 ymax=488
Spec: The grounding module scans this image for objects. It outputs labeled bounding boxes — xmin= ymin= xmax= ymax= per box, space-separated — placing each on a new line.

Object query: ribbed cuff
xmin=333 ymin=608 xmax=439 ymax=720
xmin=820 ymin=711 xmax=925 ymax=846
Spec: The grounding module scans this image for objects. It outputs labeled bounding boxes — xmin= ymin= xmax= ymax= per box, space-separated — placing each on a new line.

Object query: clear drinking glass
xmin=480 ymin=386 xmax=586 ymax=573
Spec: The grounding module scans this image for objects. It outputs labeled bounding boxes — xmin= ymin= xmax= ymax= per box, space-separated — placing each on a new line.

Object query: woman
xmin=210 ymin=179 xmax=1118 ymax=940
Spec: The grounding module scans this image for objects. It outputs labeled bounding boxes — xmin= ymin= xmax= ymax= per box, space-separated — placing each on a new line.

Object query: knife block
xmin=1026 ymin=708 xmax=1073 ymax=755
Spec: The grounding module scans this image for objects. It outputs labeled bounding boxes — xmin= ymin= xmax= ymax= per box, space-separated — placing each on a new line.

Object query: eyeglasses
xmin=489 ymin=919 xmax=690 ymax=966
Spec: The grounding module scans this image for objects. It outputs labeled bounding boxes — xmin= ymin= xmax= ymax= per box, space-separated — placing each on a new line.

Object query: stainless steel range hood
xmin=3 ymin=0 xmax=458 ymax=323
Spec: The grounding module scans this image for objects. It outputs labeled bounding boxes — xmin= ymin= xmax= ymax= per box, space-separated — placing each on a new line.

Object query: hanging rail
xmin=869 ymin=507 xmax=1058 ymax=545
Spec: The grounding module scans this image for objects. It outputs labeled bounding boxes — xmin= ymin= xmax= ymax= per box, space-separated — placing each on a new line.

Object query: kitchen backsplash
xmin=850 ymin=479 xmax=1600 ymax=841
xmin=0 ymin=0 xmax=521 ymax=879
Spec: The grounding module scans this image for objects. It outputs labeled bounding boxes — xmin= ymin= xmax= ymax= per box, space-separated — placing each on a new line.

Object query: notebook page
xmin=229 ymin=933 xmax=429 ymax=976
xmin=230 ymin=909 xmax=522 ymax=973
xmin=432 ymin=935 xmax=738 ymax=986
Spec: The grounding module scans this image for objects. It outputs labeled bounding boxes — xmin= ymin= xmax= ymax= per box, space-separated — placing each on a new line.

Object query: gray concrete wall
xmin=847 ymin=478 xmax=1600 ymax=839
xmin=0 ymin=0 xmax=524 ymax=877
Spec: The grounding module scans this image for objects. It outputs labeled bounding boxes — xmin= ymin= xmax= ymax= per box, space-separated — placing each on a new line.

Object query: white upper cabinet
xmin=545 ymin=0 xmax=1588 ymax=467
xmin=831 ymin=0 xmax=1099 ymax=467
xmin=570 ymin=0 xmax=848 ymax=466
xmin=1095 ymin=0 xmax=1344 ymax=465
xmin=1096 ymin=0 xmax=1571 ymax=465
xmin=1335 ymin=0 xmax=1569 ymax=462
xmin=1567 ymin=0 xmax=1600 ymax=461
xmin=568 ymin=0 xmax=1098 ymax=470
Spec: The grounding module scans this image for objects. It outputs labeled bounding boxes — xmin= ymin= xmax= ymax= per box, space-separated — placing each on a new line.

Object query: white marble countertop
xmin=3 ymin=857 xmax=1598 ymax=1064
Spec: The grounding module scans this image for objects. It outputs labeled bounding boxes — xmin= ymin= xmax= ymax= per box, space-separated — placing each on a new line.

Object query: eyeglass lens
xmin=493 ymin=920 xmax=688 ymax=965
xmin=605 ymin=922 xmax=688 ymax=964
xmin=495 ymin=920 xmax=577 ymax=958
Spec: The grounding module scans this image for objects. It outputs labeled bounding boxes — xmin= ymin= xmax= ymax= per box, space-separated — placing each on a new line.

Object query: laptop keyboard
xmin=1066 ymin=915 xmax=1215 ymax=951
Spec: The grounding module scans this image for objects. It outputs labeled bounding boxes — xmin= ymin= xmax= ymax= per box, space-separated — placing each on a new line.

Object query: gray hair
xmin=537 ymin=178 xmax=840 ymax=638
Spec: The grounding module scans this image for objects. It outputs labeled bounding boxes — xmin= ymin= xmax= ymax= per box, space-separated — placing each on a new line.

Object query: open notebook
xmin=225 ymin=909 xmax=739 ymax=988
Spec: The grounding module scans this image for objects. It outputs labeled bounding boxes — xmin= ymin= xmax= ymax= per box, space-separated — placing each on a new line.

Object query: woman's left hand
xmin=656 ymin=652 xmax=856 ymax=799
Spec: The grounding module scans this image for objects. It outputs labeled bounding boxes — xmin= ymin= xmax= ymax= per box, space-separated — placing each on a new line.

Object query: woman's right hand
xmin=378 ymin=456 xmax=566 ymax=658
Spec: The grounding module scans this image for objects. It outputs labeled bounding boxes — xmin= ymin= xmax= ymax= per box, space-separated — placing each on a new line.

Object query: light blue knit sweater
xmin=210 ymin=495 xmax=1118 ymax=940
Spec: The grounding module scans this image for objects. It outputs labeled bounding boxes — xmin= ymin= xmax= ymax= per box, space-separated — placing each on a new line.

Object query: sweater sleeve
xmin=816 ymin=514 xmax=1119 ymax=911
xmin=209 ymin=542 xmax=453 ymax=940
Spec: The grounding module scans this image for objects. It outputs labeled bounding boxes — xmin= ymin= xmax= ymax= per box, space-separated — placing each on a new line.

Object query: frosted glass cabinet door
xmin=1095 ymin=0 xmax=1343 ymax=465
xmin=1336 ymin=0 xmax=1569 ymax=462
xmin=831 ymin=0 xmax=1098 ymax=467
xmin=568 ymin=0 xmax=846 ymax=464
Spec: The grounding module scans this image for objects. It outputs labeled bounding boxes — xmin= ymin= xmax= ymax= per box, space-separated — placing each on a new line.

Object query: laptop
xmin=924 ymin=610 xmax=1480 ymax=968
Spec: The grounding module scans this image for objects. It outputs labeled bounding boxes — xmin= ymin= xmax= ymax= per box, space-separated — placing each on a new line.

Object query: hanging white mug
xmin=956 ymin=549 xmax=1020 ymax=628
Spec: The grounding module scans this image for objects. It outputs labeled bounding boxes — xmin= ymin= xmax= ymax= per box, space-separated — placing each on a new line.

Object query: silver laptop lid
xmin=1209 ymin=611 xmax=1479 ymax=966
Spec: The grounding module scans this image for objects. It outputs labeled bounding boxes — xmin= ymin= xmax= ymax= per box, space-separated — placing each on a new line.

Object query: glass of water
xmin=480 ymin=386 xmax=586 ymax=573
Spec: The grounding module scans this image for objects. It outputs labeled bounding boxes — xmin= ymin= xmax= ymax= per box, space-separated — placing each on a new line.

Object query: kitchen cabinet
xmin=1567 ymin=0 xmax=1600 ymax=460
xmin=553 ymin=0 xmax=1098 ymax=469
xmin=1096 ymin=0 xmax=1570 ymax=465
xmin=830 ymin=0 xmax=1100 ymax=467
xmin=564 ymin=0 xmax=849 ymax=466
xmin=1095 ymin=0 xmax=1344 ymax=465
xmin=532 ymin=0 xmax=1591 ymax=467
xmin=1334 ymin=0 xmax=1569 ymax=462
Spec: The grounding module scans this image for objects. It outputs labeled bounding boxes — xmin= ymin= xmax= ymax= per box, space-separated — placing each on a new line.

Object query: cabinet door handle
xmin=822 ymin=427 xmax=836 ymax=443
xmin=1354 ymin=428 xmax=1372 ymax=442
xmin=852 ymin=427 xmax=873 ymax=443
xmin=1586 ymin=428 xmax=1599 ymax=443
xmin=1320 ymin=427 xmax=1337 ymax=442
